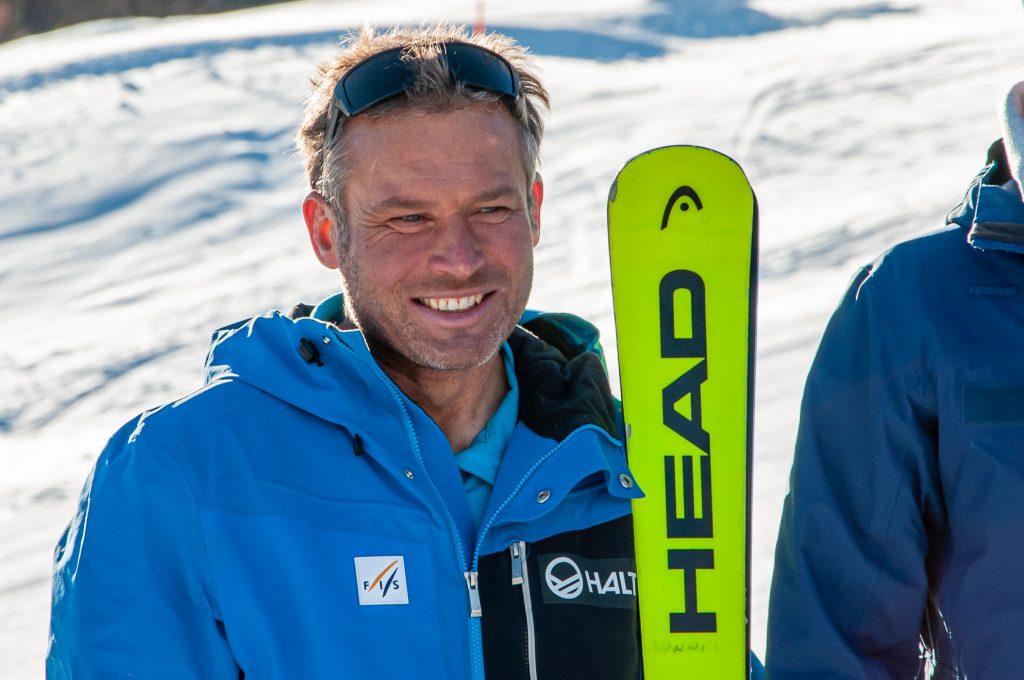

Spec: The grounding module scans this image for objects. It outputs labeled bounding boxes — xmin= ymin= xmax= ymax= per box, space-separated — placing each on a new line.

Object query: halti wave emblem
xmin=544 ymin=557 xmax=585 ymax=600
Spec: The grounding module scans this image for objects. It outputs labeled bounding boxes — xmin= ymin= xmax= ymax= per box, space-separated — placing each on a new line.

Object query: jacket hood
xmin=202 ymin=298 xmax=620 ymax=441
xmin=948 ymin=82 xmax=1024 ymax=254
xmin=204 ymin=311 xmax=403 ymax=433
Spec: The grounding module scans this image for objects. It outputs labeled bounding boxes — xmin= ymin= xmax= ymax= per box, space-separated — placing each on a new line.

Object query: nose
xmin=428 ymin=217 xmax=485 ymax=278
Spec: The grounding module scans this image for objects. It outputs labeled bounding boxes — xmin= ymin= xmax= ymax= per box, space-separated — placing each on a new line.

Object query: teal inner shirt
xmin=456 ymin=343 xmax=518 ymax=530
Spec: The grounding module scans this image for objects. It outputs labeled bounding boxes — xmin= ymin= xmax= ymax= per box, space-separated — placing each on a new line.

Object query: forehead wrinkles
xmin=344 ymin=109 xmax=526 ymax=202
xmin=353 ymin=110 xmax=513 ymax=156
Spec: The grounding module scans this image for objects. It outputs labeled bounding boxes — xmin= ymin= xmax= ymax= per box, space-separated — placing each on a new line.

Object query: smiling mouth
xmin=417 ymin=293 xmax=486 ymax=312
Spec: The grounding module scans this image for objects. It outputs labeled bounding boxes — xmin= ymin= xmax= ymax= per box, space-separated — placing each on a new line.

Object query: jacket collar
xmin=948 ymin=83 xmax=1024 ymax=254
xmin=204 ymin=296 xmax=620 ymax=443
xmin=947 ymin=141 xmax=1024 ymax=254
xmin=512 ymin=314 xmax=620 ymax=442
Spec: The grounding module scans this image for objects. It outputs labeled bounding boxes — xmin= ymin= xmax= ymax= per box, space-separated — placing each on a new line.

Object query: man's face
xmin=333 ymin=103 xmax=541 ymax=373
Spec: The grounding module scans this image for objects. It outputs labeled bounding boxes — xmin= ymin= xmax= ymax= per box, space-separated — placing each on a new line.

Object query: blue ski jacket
xmin=47 ymin=307 xmax=646 ymax=679
xmin=767 ymin=139 xmax=1024 ymax=678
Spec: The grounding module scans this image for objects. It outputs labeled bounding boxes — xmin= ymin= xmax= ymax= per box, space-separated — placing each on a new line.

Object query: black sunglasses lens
xmin=446 ymin=44 xmax=519 ymax=98
xmin=337 ymin=48 xmax=411 ymax=117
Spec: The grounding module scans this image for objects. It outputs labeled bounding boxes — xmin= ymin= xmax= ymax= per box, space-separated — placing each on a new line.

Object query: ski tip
xmin=614 ymin=144 xmax=749 ymax=180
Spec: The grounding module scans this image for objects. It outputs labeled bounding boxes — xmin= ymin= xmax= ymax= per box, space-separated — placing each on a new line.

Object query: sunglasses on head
xmin=322 ymin=41 xmax=522 ymax=152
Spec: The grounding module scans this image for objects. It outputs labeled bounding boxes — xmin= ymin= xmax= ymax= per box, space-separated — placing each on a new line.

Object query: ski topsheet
xmin=608 ymin=146 xmax=757 ymax=678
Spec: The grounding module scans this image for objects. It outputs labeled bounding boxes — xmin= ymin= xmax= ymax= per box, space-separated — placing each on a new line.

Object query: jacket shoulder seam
xmin=130 ymin=435 xmax=226 ymax=622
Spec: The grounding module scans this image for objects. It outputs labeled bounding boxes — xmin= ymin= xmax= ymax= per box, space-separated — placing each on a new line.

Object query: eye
xmin=385 ymin=214 xmax=427 ymax=233
xmin=477 ymin=206 xmax=511 ymax=222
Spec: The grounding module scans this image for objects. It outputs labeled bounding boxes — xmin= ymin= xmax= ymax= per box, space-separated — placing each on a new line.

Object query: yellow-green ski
xmin=608 ymin=146 xmax=756 ymax=678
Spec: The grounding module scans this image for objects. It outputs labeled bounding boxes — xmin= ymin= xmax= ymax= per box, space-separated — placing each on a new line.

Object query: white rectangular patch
xmin=354 ymin=555 xmax=409 ymax=606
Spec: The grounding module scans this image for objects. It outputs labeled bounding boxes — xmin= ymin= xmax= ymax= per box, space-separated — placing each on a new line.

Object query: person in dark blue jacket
xmin=46 ymin=24 xmax=647 ymax=679
xmin=767 ymin=82 xmax=1024 ymax=678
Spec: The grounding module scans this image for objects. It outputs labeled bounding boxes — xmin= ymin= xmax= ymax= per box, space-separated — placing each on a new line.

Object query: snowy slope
xmin=3 ymin=0 xmax=1024 ymax=675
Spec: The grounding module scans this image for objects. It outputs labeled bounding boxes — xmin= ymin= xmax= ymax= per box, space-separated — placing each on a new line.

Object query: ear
xmin=302 ymin=191 xmax=340 ymax=269
xmin=530 ymin=175 xmax=544 ymax=247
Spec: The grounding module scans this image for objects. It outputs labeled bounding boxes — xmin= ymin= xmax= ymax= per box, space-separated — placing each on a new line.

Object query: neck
xmin=375 ymin=351 xmax=509 ymax=453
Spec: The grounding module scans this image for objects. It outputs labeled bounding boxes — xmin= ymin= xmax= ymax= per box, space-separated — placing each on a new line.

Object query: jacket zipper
xmin=465 ymin=571 xmax=482 ymax=617
xmin=471 ymin=425 xmax=623 ymax=680
xmin=511 ymin=541 xmax=538 ymax=680
xmin=331 ymin=333 xmax=485 ymax=679
xmin=385 ymin=381 xmax=486 ymax=678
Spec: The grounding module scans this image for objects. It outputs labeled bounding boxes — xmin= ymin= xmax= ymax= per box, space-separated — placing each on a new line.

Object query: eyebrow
xmin=472 ymin=185 xmax=521 ymax=203
xmin=373 ymin=196 xmax=428 ymax=211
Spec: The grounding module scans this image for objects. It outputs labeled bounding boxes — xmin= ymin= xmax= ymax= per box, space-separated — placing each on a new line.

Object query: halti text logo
xmin=541 ymin=554 xmax=638 ymax=609
xmin=354 ymin=556 xmax=409 ymax=606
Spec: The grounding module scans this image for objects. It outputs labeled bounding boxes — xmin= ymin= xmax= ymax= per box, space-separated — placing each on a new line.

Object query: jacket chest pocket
xmin=962 ymin=383 xmax=1024 ymax=427
xmin=201 ymin=493 xmax=466 ymax=678
xmin=941 ymin=357 xmax=1024 ymax=526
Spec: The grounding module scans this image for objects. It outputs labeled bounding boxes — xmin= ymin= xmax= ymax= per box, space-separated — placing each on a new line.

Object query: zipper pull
xmin=510 ymin=541 xmax=525 ymax=585
xmin=465 ymin=571 xmax=483 ymax=618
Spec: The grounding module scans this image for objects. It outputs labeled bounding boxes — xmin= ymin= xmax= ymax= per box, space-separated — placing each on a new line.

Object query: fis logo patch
xmin=354 ymin=556 xmax=409 ymax=606
xmin=540 ymin=554 xmax=638 ymax=610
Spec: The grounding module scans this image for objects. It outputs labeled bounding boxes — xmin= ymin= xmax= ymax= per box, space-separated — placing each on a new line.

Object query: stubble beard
xmin=339 ymin=254 xmax=533 ymax=374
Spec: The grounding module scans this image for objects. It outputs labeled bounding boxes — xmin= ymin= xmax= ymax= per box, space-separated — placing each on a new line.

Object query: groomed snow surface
xmin=2 ymin=0 xmax=1023 ymax=675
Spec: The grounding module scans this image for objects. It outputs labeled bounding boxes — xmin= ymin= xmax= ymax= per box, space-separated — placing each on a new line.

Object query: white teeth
xmin=420 ymin=294 xmax=484 ymax=312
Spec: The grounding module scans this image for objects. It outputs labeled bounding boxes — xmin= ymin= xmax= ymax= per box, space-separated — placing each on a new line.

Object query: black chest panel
xmin=478 ymin=514 xmax=641 ymax=679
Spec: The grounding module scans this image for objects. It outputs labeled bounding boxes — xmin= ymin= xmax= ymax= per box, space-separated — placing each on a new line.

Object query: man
xmin=767 ymin=82 xmax=1024 ymax=678
xmin=47 ymin=25 xmax=644 ymax=678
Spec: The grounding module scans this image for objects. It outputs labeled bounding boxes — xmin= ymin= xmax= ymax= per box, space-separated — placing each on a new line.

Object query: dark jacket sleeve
xmin=766 ymin=263 xmax=943 ymax=678
xmin=47 ymin=418 xmax=239 ymax=678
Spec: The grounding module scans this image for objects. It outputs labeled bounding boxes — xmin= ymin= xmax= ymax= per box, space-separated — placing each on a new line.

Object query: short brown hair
xmin=296 ymin=24 xmax=550 ymax=233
